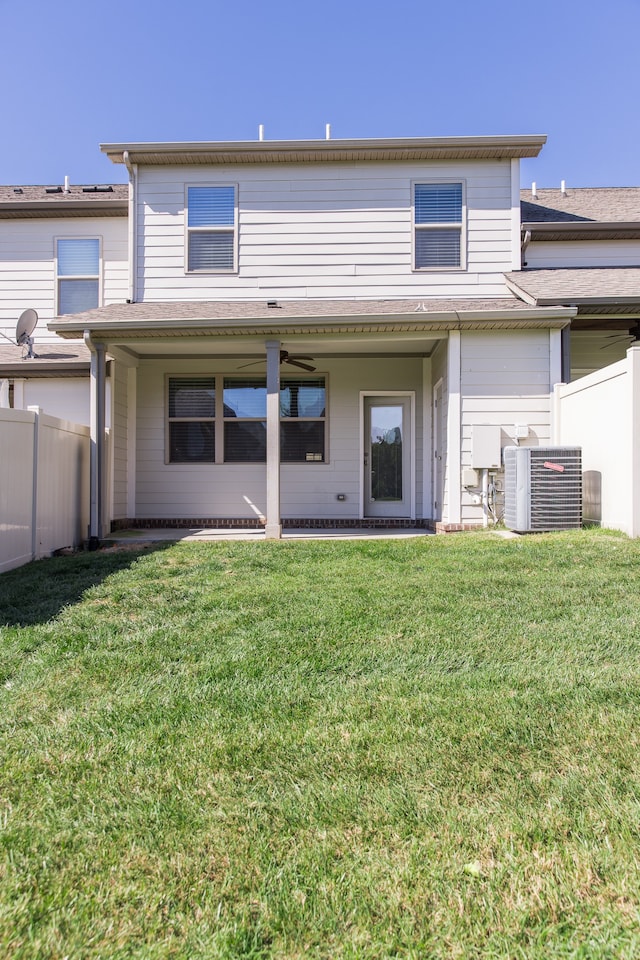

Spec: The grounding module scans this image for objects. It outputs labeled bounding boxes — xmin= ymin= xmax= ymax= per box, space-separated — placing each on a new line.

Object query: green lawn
xmin=1 ymin=530 xmax=640 ymax=958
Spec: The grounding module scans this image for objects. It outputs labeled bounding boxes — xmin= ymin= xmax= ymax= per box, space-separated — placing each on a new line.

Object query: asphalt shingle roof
xmin=505 ymin=267 xmax=640 ymax=305
xmin=521 ymin=187 xmax=640 ymax=224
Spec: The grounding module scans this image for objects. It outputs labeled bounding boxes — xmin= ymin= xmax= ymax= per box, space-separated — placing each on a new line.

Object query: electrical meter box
xmin=471 ymin=425 xmax=502 ymax=469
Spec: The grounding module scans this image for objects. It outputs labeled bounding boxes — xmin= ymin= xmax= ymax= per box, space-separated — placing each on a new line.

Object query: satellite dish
xmin=16 ymin=309 xmax=38 ymax=359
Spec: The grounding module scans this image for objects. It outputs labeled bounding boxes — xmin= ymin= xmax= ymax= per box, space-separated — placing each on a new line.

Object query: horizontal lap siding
xmin=460 ymin=330 xmax=552 ymax=523
xmin=137 ymin=161 xmax=514 ymax=301
xmin=135 ymin=358 xmax=424 ymax=520
xmin=525 ymin=239 xmax=640 ymax=268
xmin=0 ymin=218 xmax=128 ymax=344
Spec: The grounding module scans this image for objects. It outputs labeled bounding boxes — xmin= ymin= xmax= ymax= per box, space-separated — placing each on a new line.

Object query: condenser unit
xmin=503 ymin=446 xmax=582 ymax=533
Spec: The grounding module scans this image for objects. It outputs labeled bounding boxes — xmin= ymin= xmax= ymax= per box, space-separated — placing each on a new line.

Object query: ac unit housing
xmin=503 ymin=446 xmax=582 ymax=533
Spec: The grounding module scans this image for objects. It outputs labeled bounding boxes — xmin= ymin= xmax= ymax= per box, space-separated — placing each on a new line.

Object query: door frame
xmin=359 ymin=391 xmax=416 ymax=520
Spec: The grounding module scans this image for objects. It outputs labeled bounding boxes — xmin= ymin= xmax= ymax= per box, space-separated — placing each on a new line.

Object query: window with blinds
xmin=413 ymin=182 xmax=464 ymax=269
xmin=187 ymin=185 xmax=237 ymax=272
xmin=166 ymin=376 xmax=326 ymax=464
xmin=167 ymin=377 xmax=216 ymax=463
xmin=56 ymin=238 xmax=100 ymax=315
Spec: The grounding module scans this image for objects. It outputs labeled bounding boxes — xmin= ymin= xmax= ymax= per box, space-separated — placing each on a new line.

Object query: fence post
xmin=27 ymin=406 xmax=41 ymax=561
xmin=630 ymin=346 xmax=640 ymax=538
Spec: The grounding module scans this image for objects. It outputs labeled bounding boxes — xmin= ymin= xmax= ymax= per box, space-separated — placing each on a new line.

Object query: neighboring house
xmin=0 ymin=183 xmax=128 ymax=422
xmin=2 ymin=135 xmax=639 ymax=539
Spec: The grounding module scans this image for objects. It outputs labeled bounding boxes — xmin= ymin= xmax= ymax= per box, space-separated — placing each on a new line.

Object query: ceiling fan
xmin=600 ymin=322 xmax=640 ymax=349
xmin=238 ymin=349 xmax=316 ymax=372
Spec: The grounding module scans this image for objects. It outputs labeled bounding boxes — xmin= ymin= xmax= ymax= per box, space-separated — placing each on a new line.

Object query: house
xmin=0 ymin=183 xmax=128 ymax=421
xmin=2 ymin=135 xmax=639 ymax=540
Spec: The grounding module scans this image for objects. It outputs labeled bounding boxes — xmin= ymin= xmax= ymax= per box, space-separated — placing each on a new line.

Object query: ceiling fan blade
xmin=288 ymin=355 xmax=315 ymax=362
xmin=286 ymin=359 xmax=316 ymax=371
xmin=237 ymin=359 xmax=265 ymax=369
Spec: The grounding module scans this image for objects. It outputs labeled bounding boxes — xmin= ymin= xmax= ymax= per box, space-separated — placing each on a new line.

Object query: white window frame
xmin=54 ymin=236 xmax=102 ymax=317
xmin=184 ymin=184 xmax=238 ymax=275
xmin=411 ymin=180 xmax=466 ymax=272
xmin=165 ymin=373 xmax=328 ymax=465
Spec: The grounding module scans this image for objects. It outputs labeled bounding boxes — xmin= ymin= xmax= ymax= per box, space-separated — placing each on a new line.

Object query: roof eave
xmin=48 ymin=304 xmax=574 ymax=340
xmin=101 ymin=134 xmax=547 ymax=166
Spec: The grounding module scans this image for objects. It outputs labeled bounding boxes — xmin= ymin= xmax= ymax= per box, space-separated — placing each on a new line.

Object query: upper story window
xmin=56 ymin=238 xmax=100 ymax=315
xmin=187 ymin=186 xmax=237 ymax=272
xmin=413 ymin=182 xmax=464 ymax=270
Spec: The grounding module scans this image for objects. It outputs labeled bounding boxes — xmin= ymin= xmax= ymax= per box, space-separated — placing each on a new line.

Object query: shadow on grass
xmin=0 ymin=544 xmax=171 ymax=627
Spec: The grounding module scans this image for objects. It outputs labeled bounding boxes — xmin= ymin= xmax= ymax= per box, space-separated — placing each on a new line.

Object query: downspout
xmin=123 ymin=150 xmax=137 ymax=303
xmin=84 ymin=331 xmax=107 ymax=549
xmin=521 ymin=229 xmax=532 ymax=268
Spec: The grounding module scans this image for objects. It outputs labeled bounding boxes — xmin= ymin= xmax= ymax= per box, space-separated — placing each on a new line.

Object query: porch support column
xmin=265 ymin=339 xmax=282 ymax=539
xmin=447 ymin=329 xmax=462 ymax=525
xmin=85 ymin=333 xmax=107 ymax=549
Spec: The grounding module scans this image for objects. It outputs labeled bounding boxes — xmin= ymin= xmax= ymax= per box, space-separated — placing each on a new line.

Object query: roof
xmin=101 ymin=134 xmax=547 ymax=167
xmin=0 ymin=341 xmax=90 ymax=376
xmin=48 ymin=297 xmax=575 ymax=341
xmin=521 ymin=187 xmax=640 ymax=240
xmin=0 ymin=184 xmax=128 ymax=220
xmin=505 ymin=267 xmax=640 ymax=312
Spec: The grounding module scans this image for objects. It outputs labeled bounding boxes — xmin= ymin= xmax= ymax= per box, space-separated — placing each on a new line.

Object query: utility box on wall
xmin=471 ymin=425 xmax=502 ymax=469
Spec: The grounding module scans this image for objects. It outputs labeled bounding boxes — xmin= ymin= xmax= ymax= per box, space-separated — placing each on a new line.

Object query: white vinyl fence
xmin=553 ymin=345 xmax=640 ymax=538
xmin=0 ymin=406 xmax=90 ymax=573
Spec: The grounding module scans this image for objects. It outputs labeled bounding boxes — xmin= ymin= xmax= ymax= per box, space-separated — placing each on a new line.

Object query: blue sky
xmin=2 ymin=0 xmax=639 ymax=188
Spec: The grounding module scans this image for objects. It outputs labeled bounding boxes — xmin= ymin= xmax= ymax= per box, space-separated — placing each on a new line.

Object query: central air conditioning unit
xmin=504 ymin=446 xmax=582 ymax=533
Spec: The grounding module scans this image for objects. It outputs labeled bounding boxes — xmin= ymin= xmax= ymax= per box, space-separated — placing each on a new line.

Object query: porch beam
xmin=265 ymin=339 xmax=281 ymax=539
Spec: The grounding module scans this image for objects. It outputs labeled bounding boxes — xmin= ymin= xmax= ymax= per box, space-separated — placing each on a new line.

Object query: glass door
xmin=364 ymin=396 xmax=412 ymax=518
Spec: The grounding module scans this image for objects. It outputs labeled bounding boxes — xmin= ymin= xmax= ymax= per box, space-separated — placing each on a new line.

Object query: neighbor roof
xmin=521 ymin=187 xmax=640 ymax=240
xmin=505 ymin=267 xmax=640 ymax=312
xmin=0 ymin=341 xmax=90 ymax=376
xmin=0 ymin=184 xmax=128 ymax=219
xmin=102 ymin=135 xmax=547 ymax=167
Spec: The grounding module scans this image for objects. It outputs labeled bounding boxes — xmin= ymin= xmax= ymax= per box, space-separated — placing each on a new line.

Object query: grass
xmin=1 ymin=528 xmax=640 ymax=958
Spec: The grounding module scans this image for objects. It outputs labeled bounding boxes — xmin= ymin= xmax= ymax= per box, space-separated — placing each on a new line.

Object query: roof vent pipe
xmin=64 ymin=175 xmax=70 ymax=194
xmin=531 ymin=181 xmax=537 ymax=199
xmin=325 ymin=123 xmax=331 ymax=140
xmin=258 ymin=124 xmax=265 ymax=141
xmin=561 ymin=179 xmax=567 ymax=196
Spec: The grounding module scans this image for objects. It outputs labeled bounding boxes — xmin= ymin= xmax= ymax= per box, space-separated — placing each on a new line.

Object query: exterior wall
xmin=553 ymin=346 xmax=640 ymax=537
xmin=459 ymin=330 xmax=553 ymax=525
xmin=134 ymin=356 xmax=424 ymax=520
xmin=136 ymin=160 xmax=516 ymax=302
xmin=0 ymin=407 xmax=89 ymax=572
xmin=0 ymin=217 xmax=128 ymax=344
xmin=12 ymin=376 xmax=111 ymax=429
xmin=17 ymin=378 xmax=91 ymax=424
xmin=525 ymin=239 xmax=640 ymax=269
xmin=111 ymin=361 xmax=129 ymax=519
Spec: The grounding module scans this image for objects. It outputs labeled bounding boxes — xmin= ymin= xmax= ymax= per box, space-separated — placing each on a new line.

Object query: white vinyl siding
xmin=524 ymin=239 xmax=640 ymax=269
xmin=0 ymin=218 xmax=127 ymax=345
xmin=136 ymin=161 xmax=514 ymax=301
xmin=56 ymin=238 xmax=100 ymax=315
xmin=413 ymin=182 xmax=464 ymax=269
xmin=459 ymin=330 xmax=553 ymax=524
xmin=186 ymin=185 xmax=237 ymax=273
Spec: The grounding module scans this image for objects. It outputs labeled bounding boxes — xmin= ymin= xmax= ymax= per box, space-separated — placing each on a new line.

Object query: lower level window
xmin=167 ymin=375 xmax=326 ymax=463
